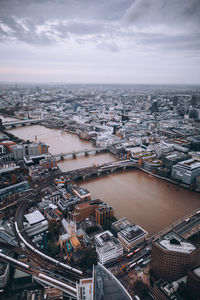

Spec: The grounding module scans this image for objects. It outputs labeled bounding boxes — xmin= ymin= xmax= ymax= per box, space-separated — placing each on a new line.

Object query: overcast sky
xmin=0 ymin=0 xmax=200 ymax=84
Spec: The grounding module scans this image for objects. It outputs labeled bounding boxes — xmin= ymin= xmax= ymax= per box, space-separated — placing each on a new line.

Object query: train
xmin=14 ymin=221 xmax=82 ymax=276
xmin=0 ymin=252 xmax=77 ymax=294
xmin=126 ymin=247 xmax=141 ymax=259
xmin=128 ymin=262 xmax=136 ymax=270
xmin=0 ymin=251 xmax=30 ymax=269
xmin=37 ymin=273 xmax=77 ymax=293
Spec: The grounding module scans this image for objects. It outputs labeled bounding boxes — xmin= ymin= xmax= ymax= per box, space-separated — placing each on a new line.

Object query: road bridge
xmin=63 ymin=159 xmax=138 ymax=181
xmin=53 ymin=147 xmax=108 ymax=161
xmin=2 ymin=119 xmax=44 ymax=129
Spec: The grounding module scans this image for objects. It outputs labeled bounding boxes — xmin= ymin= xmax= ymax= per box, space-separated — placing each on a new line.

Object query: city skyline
xmin=0 ymin=0 xmax=200 ymax=84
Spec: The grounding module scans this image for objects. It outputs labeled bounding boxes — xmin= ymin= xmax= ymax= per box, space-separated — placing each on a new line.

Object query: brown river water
xmin=8 ymin=124 xmax=200 ymax=236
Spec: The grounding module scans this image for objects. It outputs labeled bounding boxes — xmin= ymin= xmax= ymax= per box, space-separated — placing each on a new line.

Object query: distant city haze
xmin=0 ymin=0 xmax=200 ymax=84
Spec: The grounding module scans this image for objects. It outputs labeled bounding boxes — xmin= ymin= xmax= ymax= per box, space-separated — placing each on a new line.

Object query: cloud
xmin=124 ymin=0 xmax=200 ymax=29
xmin=123 ymin=0 xmax=200 ymax=55
xmin=0 ymin=0 xmax=199 ymax=56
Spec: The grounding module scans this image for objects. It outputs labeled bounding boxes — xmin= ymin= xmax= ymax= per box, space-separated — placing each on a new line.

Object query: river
xmin=7 ymin=124 xmax=200 ymax=236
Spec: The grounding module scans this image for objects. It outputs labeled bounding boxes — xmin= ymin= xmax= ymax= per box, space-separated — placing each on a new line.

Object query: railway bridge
xmin=2 ymin=119 xmax=44 ymax=129
xmin=63 ymin=159 xmax=138 ymax=181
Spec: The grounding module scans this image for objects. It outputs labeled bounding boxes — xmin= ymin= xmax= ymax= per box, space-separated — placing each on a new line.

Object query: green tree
xmin=134 ymin=280 xmax=148 ymax=298
xmin=47 ymin=240 xmax=59 ymax=257
xmin=85 ymin=225 xmax=100 ymax=234
xmin=102 ymin=216 xmax=117 ymax=231
xmin=48 ymin=219 xmax=60 ymax=237
xmin=80 ymin=247 xmax=98 ymax=270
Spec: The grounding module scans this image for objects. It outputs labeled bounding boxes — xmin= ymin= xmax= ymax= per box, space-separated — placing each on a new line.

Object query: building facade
xmin=111 ymin=217 xmax=148 ymax=251
xmin=95 ymin=204 xmax=114 ymax=225
xmin=150 ymin=231 xmax=199 ymax=283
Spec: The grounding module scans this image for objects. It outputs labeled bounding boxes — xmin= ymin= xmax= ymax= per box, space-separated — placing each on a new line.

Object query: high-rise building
xmin=171 ymin=158 xmax=200 ymax=184
xmin=191 ymin=94 xmax=200 ymax=108
xmin=95 ymin=204 xmax=114 ymax=225
xmin=153 ymin=279 xmax=182 ymax=300
xmin=150 ymin=231 xmax=199 ymax=283
xmin=0 ymin=119 xmax=3 ymax=132
xmin=186 ymin=266 xmax=200 ymax=300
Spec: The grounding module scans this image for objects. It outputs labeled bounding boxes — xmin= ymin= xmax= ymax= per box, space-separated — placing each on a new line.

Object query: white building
xmin=171 ymin=158 xmax=200 ymax=184
xmin=24 ymin=210 xmax=48 ymax=237
xmin=95 ymin=231 xmax=123 ymax=265
xmin=12 ymin=143 xmax=39 ymax=160
xmin=77 ymin=278 xmax=93 ymax=300
xmin=111 ymin=218 xmax=148 ymax=251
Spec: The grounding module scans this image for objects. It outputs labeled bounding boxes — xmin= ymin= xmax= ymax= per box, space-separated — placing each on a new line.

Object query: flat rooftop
xmin=24 ymin=210 xmax=45 ymax=225
xmin=178 ymin=158 xmax=200 ymax=169
xmin=165 ymin=151 xmax=189 ymax=161
xmin=95 ymin=230 xmax=113 ymax=246
xmin=156 ymin=231 xmax=196 ymax=254
xmin=73 ymin=186 xmax=91 ymax=196
xmin=112 ymin=217 xmax=148 ymax=243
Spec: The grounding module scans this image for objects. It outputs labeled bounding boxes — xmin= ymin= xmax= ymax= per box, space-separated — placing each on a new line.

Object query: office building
xmin=150 ymin=231 xmax=199 ymax=282
xmin=12 ymin=143 xmax=39 ymax=160
xmin=153 ymin=280 xmax=182 ymax=300
xmin=163 ymin=151 xmax=190 ymax=169
xmin=95 ymin=204 xmax=114 ymax=225
xmin=72 ymin=201 xmax=99 ymax=222
xmin=0 ymin=181 xmax=29 ymax=203
xmin=77 ymin=278 xmax=93 ymax=300
xmin=76 ymin=263 xmax=132 ymax=300
xmin=111 ymin=217 xmax=148 ymax=251
xmin=186 ymin=266 xmax=200 ymax=300
xmin=95 ymin=231 xmax=123 ymax=265
xmin=72 ymin=186 xmax=91 ymax=202
xmin=171 ymin=158 xmax=200 ymax=184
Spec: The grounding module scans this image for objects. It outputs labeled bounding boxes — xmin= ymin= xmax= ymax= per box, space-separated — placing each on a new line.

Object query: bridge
xmin=149 ymin=208 xmax=200 ymax=243
xmin=2 ymin=119 xmax=44 ymax=129
xmin=63 ymin=159 xmax=138 ymax=181
xmin=53 ymin=147 xmax=108 ymax=161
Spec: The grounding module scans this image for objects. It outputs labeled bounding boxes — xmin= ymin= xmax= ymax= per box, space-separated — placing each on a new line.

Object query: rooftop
xmin=112 ymin=217 xmax=148 ymax=243
xmin=178 ymin=158 xmax=200 ymax=169
xmin=95 ymin=230 xmax=114 ymax=246
xmin=24 ymin=210 xmax=45 ymax=225
xmin=157 ymin=231 xmax=196 ymax=254
xmin=97 ymin=238 xmax=123 ymax=254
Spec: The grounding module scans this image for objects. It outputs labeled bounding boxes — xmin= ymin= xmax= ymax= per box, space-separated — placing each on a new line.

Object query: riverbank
xmin=138 ymin=167 xmax=200 ymax=193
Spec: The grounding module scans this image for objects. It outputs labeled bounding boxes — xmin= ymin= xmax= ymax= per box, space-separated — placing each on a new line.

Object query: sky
xmin=0 ymin=0 xmax=200 ymax=84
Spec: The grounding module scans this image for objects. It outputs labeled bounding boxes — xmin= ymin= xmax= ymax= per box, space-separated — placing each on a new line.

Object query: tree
xmin=134 ymin=280 xmax=148 ymax=298
xmin=85 ymin=225 xmax=99 ymax=234
xmin=62 ymin=210 xmax=68 ymax=219
xmin=102 ymin=216 xmax=117 ymax=231
xmin=80 ymin=247 xmax=98 ymax=270
xmin=48 ymin=219 xmax=60 ymax=237
xmin=47 ymin=240 xmax=59 ymax=257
